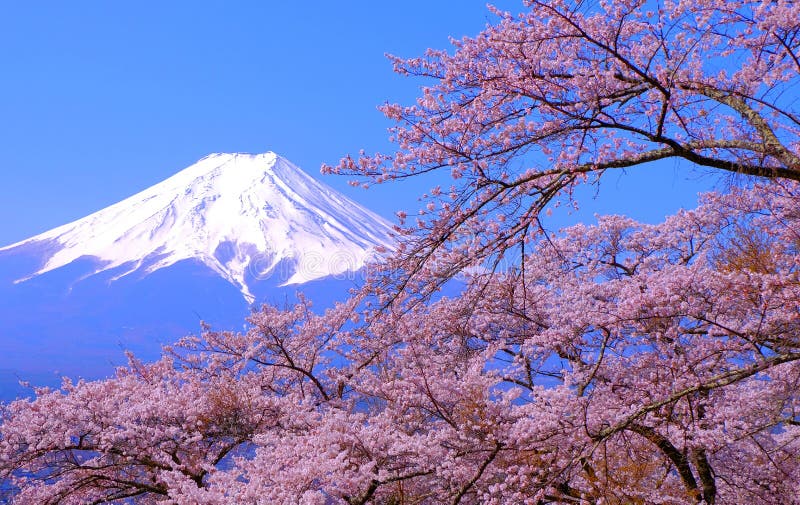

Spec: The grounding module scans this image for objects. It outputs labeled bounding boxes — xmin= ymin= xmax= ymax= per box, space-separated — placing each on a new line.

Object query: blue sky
xmin=0 ymin=1 xmax=715 ymax=246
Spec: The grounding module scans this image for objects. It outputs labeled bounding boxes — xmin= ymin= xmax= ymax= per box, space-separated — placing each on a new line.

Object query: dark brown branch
xmin=628 ymin=423 xmax=701 ymax=502
xmin=452 ymin=442 xmax=503 ymax=504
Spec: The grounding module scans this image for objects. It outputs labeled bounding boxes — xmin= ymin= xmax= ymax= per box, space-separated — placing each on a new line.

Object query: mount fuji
xmin=0 ymin=152 xmax=394 ymax=399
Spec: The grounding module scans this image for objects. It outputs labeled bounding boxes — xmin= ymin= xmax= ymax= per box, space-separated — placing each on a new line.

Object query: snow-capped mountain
xmin=0 ymin=152 xmax=394 ymax=399
xmin=1 ymin=152 xmax=394 ymax=302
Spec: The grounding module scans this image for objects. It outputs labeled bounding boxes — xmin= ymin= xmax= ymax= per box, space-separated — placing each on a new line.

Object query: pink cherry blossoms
xmin=3 ymin=1 xmax=800 ymax=503
xmin=325 ymin=0 xmax=800 ymax=297
xmin=3 ymin=182 xmax=799 ymax=504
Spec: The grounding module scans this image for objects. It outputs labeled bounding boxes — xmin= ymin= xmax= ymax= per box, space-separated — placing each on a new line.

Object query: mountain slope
xmin=0 ymin=152 xmax=394 ymax=399
xmin=0 ymin=152 xmax=394 ymax=301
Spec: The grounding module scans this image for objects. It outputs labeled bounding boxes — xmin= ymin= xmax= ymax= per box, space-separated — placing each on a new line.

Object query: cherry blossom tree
xmin=325 ymin=0 xmax=800 ymax=295
xmin=2 ymin=1 xmax=800 ymax=504
xmin=2 ymin=182 xmax=799 ymax=504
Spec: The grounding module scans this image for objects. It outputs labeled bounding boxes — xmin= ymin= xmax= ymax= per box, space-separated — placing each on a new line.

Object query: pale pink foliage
xmin=324 ymin=0 xmax=800 ymax=295
xmin=2 ymin=182 xmax=799 ymax=504
xmin=3 ymin=2 xmax=800 ymax=503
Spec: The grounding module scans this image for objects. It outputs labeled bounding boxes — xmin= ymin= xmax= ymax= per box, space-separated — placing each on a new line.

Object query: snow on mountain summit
xmin=0 ymin=152 xmax=395 ymax=301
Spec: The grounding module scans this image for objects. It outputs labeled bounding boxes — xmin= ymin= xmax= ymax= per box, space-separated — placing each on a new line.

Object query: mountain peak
xmin=1 ymin=152 xmax=394 ymax=302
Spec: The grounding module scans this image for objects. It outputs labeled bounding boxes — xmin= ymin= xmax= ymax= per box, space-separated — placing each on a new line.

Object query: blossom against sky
xmin=0 ymin=1 xmax=710 ymax=246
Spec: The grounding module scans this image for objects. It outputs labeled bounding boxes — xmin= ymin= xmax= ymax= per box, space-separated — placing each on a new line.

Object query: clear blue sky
xmin=0 ymin=1 xmax=715 ymax=246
